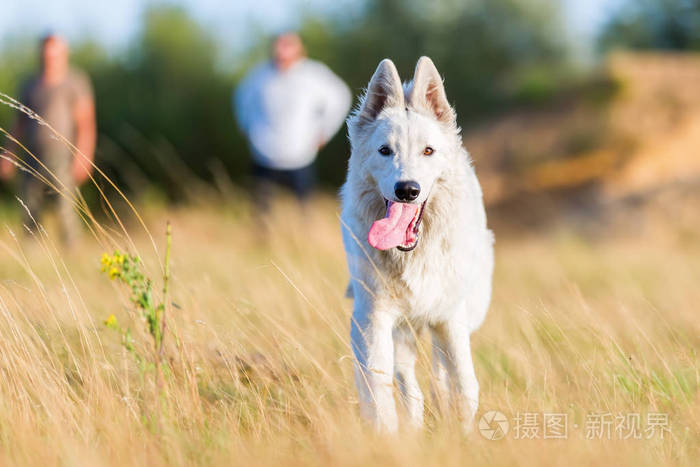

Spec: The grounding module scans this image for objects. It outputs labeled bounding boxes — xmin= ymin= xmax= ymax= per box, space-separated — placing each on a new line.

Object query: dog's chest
xmin=384 ymin=246 xmax=468 ymax=322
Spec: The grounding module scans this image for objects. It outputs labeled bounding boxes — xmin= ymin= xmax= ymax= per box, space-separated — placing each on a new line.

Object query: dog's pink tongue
xmin=368 ymin=201 xmax=420 ymax=250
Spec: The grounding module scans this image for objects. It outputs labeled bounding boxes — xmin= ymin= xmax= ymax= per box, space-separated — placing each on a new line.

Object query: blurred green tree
xmin=77 ymin=6 xmax=247 ymax=200
xmin=599 ymin=0 xmax=700 ymax=51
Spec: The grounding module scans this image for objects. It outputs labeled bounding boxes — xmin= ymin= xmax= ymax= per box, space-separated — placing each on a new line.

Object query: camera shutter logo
xmin=479 ymin=411 xmax=509 ymax=440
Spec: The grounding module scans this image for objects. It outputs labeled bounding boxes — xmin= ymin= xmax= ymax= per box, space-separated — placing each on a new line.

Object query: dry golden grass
xmin=0 ymin=191 xmax=698 ymax=466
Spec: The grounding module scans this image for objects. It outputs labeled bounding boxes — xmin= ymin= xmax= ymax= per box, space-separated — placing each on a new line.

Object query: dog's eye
xmin=423 ymin=146 xmax=434 ymax=156
xmin=378 ymin=145 xmax=392 ymax=156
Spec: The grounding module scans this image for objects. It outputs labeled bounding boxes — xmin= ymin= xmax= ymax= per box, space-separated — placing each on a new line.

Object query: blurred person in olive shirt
xmin=234 ymin=32 xmax=351 ymax=214
xmin=1 ymin=34 xmax=96 ymax=246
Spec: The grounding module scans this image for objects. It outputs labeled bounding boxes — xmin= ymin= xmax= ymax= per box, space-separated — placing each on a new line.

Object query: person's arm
xmin=0 ymin=118 xmax=24 ymax=180
xmin=234 ymin=67 xmax=259 ymax=135
xmin=315 ymin=64 xmax=352 ymax=148
xmin=71 ymin=77 xmax=96 ymax=185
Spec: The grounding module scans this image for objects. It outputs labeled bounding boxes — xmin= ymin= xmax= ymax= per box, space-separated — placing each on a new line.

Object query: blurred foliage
xmin=74 ymin=7 xmax=248 ymax=201
xmin=599 ymin=0 xmax=700 ymax=51
xmin=1 ymin=0 xmax=572 ymax=198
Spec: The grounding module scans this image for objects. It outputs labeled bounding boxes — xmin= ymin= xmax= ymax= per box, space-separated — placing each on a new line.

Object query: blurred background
xmin=0 ymin=4 xmax=699 ymax=464
xmin=1 ymin=0 xmax=699 ymax=227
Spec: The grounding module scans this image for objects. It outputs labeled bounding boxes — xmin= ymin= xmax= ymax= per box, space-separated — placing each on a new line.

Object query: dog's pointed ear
xmin=357 ymin=59 xmax=404 ymax=124
xmin=409 ymin=56 xmax=455 ymax=126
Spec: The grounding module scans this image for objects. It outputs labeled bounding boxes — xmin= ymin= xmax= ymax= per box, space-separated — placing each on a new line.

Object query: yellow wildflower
xmin=104 ymin=314 xmax=117 ymax=327
xmin=109 ymin=267 xmax=120 ymax=280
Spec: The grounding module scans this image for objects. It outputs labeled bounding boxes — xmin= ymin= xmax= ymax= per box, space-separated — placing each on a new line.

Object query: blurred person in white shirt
xmin=234 ymin=32 xmax=351 ymax=213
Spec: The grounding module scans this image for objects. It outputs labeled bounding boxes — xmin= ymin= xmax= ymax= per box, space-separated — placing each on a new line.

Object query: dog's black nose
xmin=394 ymin=181 xmax=421 ymax=201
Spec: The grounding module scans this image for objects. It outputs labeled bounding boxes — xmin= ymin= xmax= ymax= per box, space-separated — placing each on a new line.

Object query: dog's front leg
xmin=433 ymin=319 xmax=479 ymax=434
xmin=430 ymin=329 xmax=451 ymax=415
xmin=394 ymin=326 xmax=424 ymax=428
xmin=351 ymin=300 xmax=398 ymax=433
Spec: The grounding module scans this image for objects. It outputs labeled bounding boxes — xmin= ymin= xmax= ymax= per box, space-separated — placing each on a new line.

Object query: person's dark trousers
xmin=20 ymin=149 xmax=80 ymax=247
xmin=252 ymin=162 xmax=316 ymax=214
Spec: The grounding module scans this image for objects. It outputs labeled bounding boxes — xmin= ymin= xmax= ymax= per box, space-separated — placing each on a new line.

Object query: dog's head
xmin=347 ymin=57 xmax=462 ymax=252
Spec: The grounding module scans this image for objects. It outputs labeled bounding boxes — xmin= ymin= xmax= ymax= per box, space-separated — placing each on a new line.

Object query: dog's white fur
xmin=340 ymin=57 xmax=494 ymax=433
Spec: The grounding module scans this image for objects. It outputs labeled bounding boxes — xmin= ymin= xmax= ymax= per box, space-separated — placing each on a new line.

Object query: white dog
xmin=340 ymin=56 xmax=493 ymax=433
